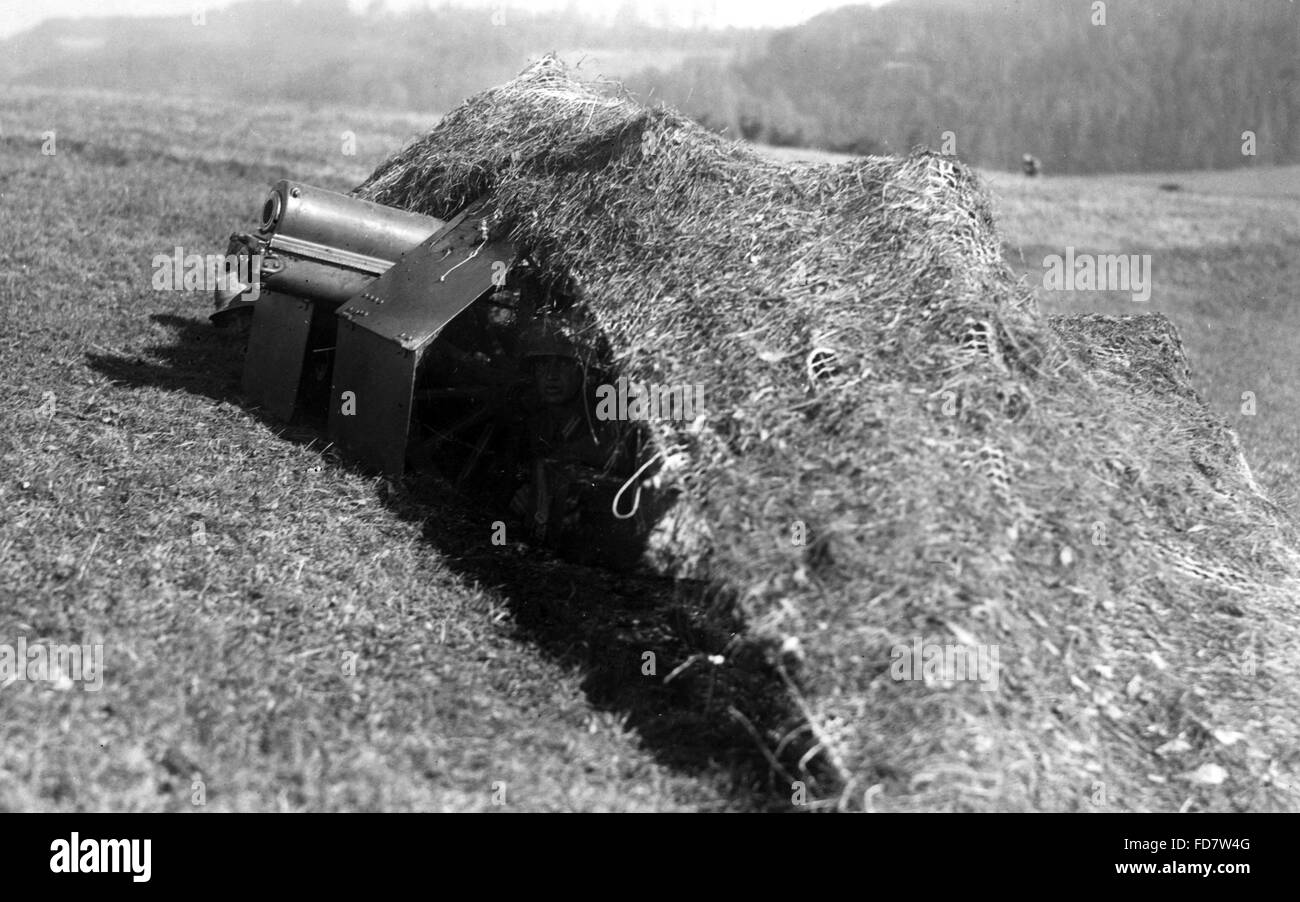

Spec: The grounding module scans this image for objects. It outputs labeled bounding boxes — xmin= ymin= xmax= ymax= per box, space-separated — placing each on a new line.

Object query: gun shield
xmin=328 ymin=200 xmax=515 ymax=475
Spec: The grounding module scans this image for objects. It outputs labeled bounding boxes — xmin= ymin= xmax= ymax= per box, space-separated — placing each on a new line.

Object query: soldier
xmin=508 ymin=318 xmax=634 ymax=551
xmin=1022 ymin=153 xmax=1042 ymax=177
xmin=518 ymin=320 xmax=609 ymax=465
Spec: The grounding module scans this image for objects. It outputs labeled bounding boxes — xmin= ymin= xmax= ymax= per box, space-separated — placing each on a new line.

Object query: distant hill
xmin=0 ymin=0 xmax=757 ymax=114
xmin=4 ymin=0 xmax=1296 ymax=174
xmin=624 ymin=0 xmax=1300 ymax=173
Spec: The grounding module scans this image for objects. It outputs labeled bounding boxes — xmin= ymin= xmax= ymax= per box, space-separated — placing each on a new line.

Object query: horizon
xmin=0 ymin=0 xmax=895 ymax=39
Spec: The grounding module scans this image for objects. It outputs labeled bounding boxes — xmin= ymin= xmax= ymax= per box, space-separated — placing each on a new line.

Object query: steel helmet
xmin=520 ymin=318 xmax=580 ymax=360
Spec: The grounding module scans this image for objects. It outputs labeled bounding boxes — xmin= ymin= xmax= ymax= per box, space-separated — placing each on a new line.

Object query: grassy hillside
xmin=1 ymin=86 xmax=1296 ymax=810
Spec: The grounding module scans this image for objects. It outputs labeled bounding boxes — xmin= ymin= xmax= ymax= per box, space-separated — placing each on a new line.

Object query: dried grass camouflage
xmin=353 ymin=58 xmax=1300 ymax=811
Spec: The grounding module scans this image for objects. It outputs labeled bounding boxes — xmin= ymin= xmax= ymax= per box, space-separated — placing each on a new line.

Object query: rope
xmin=439 ymin=238 xmax=485 ymax=283
xmin=611 ymin=449 xmax=664 ymax=520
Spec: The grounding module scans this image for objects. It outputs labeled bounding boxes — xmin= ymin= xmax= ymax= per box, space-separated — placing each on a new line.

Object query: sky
xmin=0 ymin=0 xmax=893 ymax=38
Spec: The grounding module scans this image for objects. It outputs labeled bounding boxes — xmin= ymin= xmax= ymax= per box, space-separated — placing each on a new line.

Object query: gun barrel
xmin=262 ymin=180 xmax=446 ymax=269
xmin=215 ymin=181 xmax=449 ymax=317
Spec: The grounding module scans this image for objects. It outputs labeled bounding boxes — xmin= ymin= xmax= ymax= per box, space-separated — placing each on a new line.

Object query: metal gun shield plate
xmin=328 ymin=201 xmax=516 ymax=475
xmin=329 ymin=320 xmax=418 ymax=476
xmin=242 ymin=290 xmax=314 ymax=421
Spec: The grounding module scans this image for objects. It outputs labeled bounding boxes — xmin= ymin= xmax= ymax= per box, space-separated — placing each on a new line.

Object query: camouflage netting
xmin=355 ymin=58 xmax=1300 ymax=811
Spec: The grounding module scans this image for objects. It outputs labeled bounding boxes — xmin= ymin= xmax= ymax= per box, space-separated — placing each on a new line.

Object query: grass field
xmin=1 ymin=86 xmax=1296 ymax=811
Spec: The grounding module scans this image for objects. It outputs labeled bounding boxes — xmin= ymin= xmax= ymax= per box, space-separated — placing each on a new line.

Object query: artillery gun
xmin=213 ymin=180 xmax=525 ymax=476
xmin=211 ymin=181 xmax=655 ymax=566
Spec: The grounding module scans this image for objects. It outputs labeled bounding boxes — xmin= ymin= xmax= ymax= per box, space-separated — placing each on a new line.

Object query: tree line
xmin=5 ymin=0 xmax=1295 ymax=174
xmin=624 ymin=0 xmax=1300 ymax=173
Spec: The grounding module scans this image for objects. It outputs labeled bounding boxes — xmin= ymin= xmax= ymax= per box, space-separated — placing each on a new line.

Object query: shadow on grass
xmin=87 ymin=313 xmax=833 ymax=811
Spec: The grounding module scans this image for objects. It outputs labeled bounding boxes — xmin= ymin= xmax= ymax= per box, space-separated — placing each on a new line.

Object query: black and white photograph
xmin=0 ymin=0 xmax=1296 ymax=869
